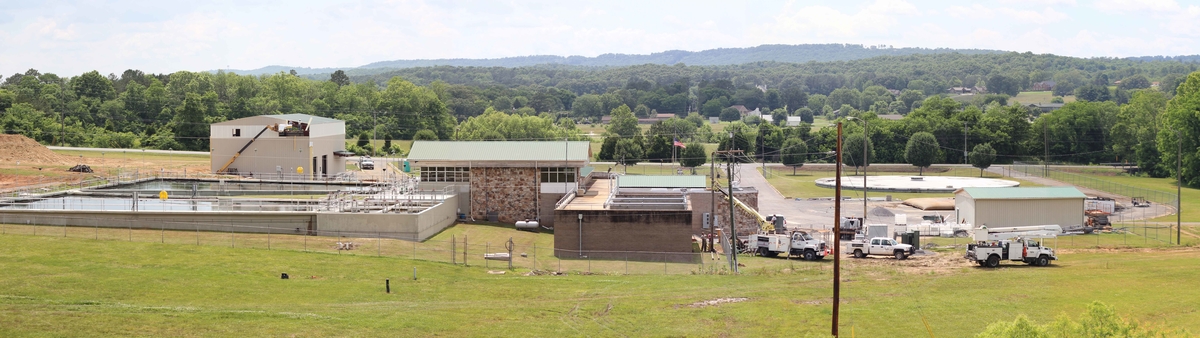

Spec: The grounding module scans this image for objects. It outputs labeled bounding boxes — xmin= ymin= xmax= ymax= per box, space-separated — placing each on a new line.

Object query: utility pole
xmin=832 ymin=122 xmax=843 ymax=337
xmin=727 ymin=151 xmax=737 ymax=272
xmin=963 ymin=122 xmax=969 ymax=164
xmin=1043 ymin=121 xmax=1048 ymax=177
xmin=372 ymin=111 xmax=378 ymax=157
xmin=710 ymin=154 xmax=716 ymax=253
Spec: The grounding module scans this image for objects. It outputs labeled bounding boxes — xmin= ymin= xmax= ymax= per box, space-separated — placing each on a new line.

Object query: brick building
xmin=554 ymin=174 xmax=759 ymax=262
xmin=406 ymin=141 xmax=592 ymax=227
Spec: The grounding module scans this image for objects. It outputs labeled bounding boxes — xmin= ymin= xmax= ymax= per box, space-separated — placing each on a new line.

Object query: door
xmin=321 ymin=155 xmax=328 ymax=178
xmin=312 ymin=157 xmax=317 ymax=180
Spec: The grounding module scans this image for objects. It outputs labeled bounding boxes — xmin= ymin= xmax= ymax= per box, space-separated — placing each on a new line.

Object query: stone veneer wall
xmin=716 ymin=191 xmax=762 ymax=236
xmin=469 ymin=167 xmax=539 ymax=223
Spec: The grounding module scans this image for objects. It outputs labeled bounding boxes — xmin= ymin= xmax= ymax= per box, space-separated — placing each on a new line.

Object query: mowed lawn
xmin=1050 ymin=169 xmax=1200 ymax=223
xmin=1012 ymin=91 xmax=1076 ymax=104
xmin=1 ymin=231 xmax=1199 ymax=336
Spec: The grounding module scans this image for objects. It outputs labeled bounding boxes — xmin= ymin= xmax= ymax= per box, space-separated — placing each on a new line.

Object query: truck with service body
xmin=965 ymin=225 xmax=1060 ymax=267
xmin=748 ymin=230 xmax=829 ymax=260
xmin=837 ymin=217 xmax=863 ymax=240
xmin=845 ymin=235 xmax=914 ymax=260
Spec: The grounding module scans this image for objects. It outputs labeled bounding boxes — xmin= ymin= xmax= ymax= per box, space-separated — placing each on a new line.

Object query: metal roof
xmin=617 ymin=175 xmax=707 ymax=189
xmin=214 ymin=114 xmax=341 ymax=125
xmin=407 ymin=141 xmax=591 ymax=162
xmin=959 ymin=187 xmax=1086 ymax=200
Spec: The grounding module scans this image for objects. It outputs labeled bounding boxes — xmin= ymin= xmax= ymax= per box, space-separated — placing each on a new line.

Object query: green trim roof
xmin=617 ymin=175 xmax=706 ymax=189
xmin=960 ymin=187 xmax=1086 ymax=200
xmin=272 ymin=114 xmax=341 ymax=125
xmin=407 ymin=141 xmax=591 ymax=162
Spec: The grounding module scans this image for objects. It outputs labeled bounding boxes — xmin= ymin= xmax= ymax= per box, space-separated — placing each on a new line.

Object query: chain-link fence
xmin=1010 ymin=163 xmax=1179 ymax=206
xmin=924 ymin=223 xmax=1177 ymax=250
xmin=0 ymin=220 xmax=756 ymax=275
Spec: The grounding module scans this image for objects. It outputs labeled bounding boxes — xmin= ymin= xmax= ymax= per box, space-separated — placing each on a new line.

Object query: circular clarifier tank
xmin=814 ymin=175 xmax=1019 ymax=193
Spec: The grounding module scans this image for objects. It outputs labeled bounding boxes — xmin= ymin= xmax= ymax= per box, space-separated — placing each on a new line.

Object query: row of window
xmin=417 ymin=167 xmax=578 ymax=183
xmin=420 ymin=167 xmax=470 ymax=182
xmin=540 ymin=167 xmax=576 ymax=183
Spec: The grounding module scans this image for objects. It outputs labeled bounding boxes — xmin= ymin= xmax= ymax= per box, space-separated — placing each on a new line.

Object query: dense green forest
xmin=3 ymin=51 xmax=1200 ymax=185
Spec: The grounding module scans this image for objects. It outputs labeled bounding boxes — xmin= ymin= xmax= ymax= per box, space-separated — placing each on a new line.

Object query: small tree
xmin=780 ymin=137 xmax=808 ymax=175
xmin=678 ymin=142 xmax=707 ymax=174
xmin=905 ymin=132 xmax=940 ymax=175
xmin=844 ymin=133 xmax=873 ymax=175
xmin=356 ymin=133 xmax=370 ymax=147
xmin=412 ymin=129 xmax=438 ymax=141
xmin=614 ymin=138 xmax=644 ymax=167
xmin=970 ymin=143 xmax=997 ymax=177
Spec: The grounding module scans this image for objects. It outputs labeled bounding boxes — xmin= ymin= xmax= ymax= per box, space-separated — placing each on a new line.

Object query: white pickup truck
xmin=845 ymin=236 xmax=914 ymax=260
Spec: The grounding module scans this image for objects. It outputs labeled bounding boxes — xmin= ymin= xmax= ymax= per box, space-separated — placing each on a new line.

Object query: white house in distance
xmin=209 ymin=114 xmax=350 ymax=179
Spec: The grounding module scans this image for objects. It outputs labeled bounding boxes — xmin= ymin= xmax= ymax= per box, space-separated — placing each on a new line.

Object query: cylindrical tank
xmin=515 ymin=220 xmax=539 ymax=230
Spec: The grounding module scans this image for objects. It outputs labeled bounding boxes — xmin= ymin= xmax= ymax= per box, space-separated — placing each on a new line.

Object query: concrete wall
xmin=210 ymin=120 xmax=346 ymax=178
xmin=553 ymin=209 xmax=696 ymax=262
xmin=0 ymin=195 xmax=458 ymax=242
xmin=956 ymin=195 xmax=1084 ymax=229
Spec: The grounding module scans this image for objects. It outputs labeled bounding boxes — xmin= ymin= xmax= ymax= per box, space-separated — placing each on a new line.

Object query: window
xmin=539 ymin=167 xmax=576 ymax=183
xmin=233 ymin=128 xmax=241 ymax=137
xmin=420 ymin=167 xmax=469 ymax=182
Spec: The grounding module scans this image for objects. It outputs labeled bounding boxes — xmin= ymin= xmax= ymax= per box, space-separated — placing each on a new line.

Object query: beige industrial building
xmin=210 ymin=114 xmax=350 ymax=178
xmin=955 ymin=187 xmax=1086 ymax=228
xmin=406 ymin=141 xmax=593 ymax=227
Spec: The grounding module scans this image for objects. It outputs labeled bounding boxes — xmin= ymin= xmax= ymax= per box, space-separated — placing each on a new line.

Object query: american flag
xmin=673 ymin=138 xmax=686 ymax=148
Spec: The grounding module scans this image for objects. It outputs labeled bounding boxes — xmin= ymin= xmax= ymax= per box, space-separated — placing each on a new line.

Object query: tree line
xmin=3 ymin=54 xmax=1200 ymax=186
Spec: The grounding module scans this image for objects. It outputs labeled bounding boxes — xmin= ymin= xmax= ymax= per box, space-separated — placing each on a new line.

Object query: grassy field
xmin=762 ymin=166 xmax=1045 ymax=200
xmin=0 ymin=224 xmax=1198 ymax=337
xmin=1045 ymin=168 xmax=1200 ymax=223
xmin=1011 ymin=91 xmax=1077 ymax=105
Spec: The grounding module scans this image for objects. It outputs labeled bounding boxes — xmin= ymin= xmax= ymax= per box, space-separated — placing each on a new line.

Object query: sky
xmin=2 ymin=0 xmax=1200 ymax=77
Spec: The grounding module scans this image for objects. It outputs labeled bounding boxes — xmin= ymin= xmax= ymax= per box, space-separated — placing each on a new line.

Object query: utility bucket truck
xmin=965 ymin=225 xmax=1061 ymax=267
xmin=748 ymin=230 xmax=829 ymax=260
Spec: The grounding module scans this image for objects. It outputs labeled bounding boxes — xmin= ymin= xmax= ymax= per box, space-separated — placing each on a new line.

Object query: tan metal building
xmin=955 ymin=187 xmax=1086 ymax=228
xmin=210 ymin=114 xmax=349 ymax=179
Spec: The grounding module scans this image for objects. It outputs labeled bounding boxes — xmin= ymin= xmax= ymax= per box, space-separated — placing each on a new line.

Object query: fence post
xmin=268 ymin=226 xmax=272 ymax=250
xmin=195 ymin=224 xmax=199 ymax=245
xmin=413 ymin=239 xmax=417 ymax=260
xmin=625 ymin=254 xmax=629 ymax=275
xmin=485 ymin=242 xmax=489 ymax=269
xmin=464 ymin=235 xmax=468 ymax=267
xmin=128 ymin=224 xmax=131 ymax=241
xmin=160 ymin=223 xmax=164 ymax=243
xmin=377 ymin=232 xmax=381 ymax=257
xmin=304 ymin=232 xmax=307 ymax=252
xmin=452 ymin=236 xmax=456 ymax=264
xmin=532 ymin=245 xmax=536 ymax=270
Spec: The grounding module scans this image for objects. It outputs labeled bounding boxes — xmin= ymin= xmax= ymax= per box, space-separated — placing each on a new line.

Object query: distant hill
xmin=214 ymin=44 xmax=1005 ymax=76
xmin=357 ymin=44 xmax=1004 ymax=69
xmin=215 ymin=66 xmax=341 ymax=76
xmin=213 ymin=44 xmax=1200 ymax=77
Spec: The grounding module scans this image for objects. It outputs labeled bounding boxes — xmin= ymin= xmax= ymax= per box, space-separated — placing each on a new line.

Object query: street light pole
xmin=848 ymin=117 xmax=868 ymax=221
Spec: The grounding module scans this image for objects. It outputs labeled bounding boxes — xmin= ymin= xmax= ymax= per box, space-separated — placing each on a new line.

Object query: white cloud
xmin=1163 ymin=5 xmax=1200 ymax=37
xmin=947 ymin=5 xmax=1069 ymax=24
xmin=999 ymin=0 xmax=1077 ymax=5
xmin=749 ymin=0 xmax=919 ymax=42
xmin=1094 ymin=0 xmax=1180 ymax=12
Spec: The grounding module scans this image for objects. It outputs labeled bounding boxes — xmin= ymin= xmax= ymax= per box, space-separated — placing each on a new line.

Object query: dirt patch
xmin=687 ymin=297 xmax=748 ymax=308
xmin=0 ymin=135 xmax=70 ymax=165
xmin=845 ymin=250 xmax=973 ymax=274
